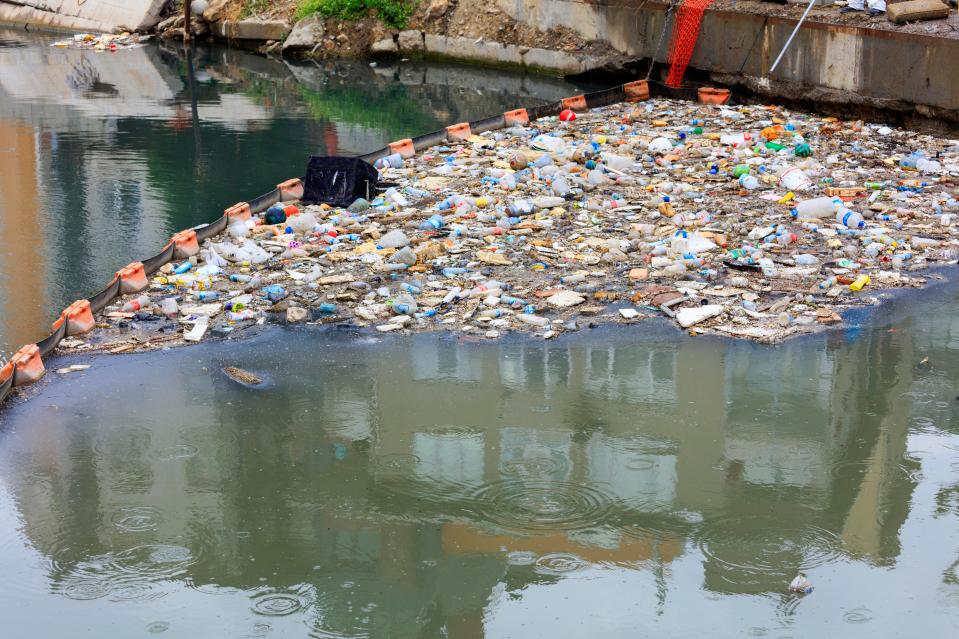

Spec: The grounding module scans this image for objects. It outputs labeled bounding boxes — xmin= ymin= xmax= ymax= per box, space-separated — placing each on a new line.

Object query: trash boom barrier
xmin=0 ymin=78 xmax=663 ymax=407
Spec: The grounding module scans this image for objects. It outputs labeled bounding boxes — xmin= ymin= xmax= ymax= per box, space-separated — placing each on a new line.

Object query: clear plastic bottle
xmin=758 ymin=258 xmax=778 ymax=277
xmin=391 ymin=294 xmax=418 ymax=315
xmin=791 ymin=196 xmax=837 ymax=220
xmin=835 ymin=204 xmax=865 ymax=229
xmin=551 ymin=174 xmax=570 ymax=197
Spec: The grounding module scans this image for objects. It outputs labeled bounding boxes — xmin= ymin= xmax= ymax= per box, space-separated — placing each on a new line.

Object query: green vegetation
xmin=295 ymin=0 xmax=418 ymax=29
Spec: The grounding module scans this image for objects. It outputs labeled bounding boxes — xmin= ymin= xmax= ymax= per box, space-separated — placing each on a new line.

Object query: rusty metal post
xmin=184 ymin=0 xmax=192 ymax=44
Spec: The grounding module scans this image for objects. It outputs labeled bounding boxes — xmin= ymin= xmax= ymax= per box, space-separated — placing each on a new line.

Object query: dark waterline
xmin=0 ymin=30 xmax=595 ymax=356
xmin=0 ymin=275 xmax=958 ymax=637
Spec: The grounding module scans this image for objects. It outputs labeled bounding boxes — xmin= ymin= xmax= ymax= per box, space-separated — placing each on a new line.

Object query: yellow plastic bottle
xmin=849 ymin=274 xmax=870 ymax=291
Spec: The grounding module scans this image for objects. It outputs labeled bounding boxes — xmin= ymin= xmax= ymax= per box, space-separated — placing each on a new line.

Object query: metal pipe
xmin=768 ymin=0 xmax=817 ymax=75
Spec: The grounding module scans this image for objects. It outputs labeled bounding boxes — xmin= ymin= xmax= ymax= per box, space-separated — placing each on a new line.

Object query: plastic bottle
xmin=193 ymin=291 xmax=220 ymax=301
xmin=561 ymin=273 xmax=586 ymax=284
xmin=794 ymin=254 xmax=818 ymax=265
xmin=516 ymin=314 xmax=549 ymax=328
xmin=818 ymin=276 xmax=837 ymax=289
xmin=776 ymin=230 xmax=798 ymax=246
xmin=391 ymin=294 xmax=418 ymax=315
xmin=739 ymin=174 xmax=760 ymax=190
xmin=374 ymin=153 xmax=404 ymax=170
xmin=377 ymin=229 xmax=410 ymax=249
xmin=419 ymin=214 xmax=445 ymax=230
xmin=835 ymin=203 xmax=865 ymax=229
xmin=910 ymin=236 xmax=940 ymax=248
xmin=551 ymin=174 xmax=570 ymax=197
xmin=441 ymin=287 xmax=462 ymax=305
xmin=603 ymin=154 xmax=634 ymax=172
xmin=508 ymin=200 xmax=534 ymax=216
xmin=898 ymin=152 xmax=921 ymax=170
xmin=849 ymin=274 xmax=870 ymax=291
xmin=122 ymin=295 xmax=151 ymax=312
xmin=758 ymin=258 xmax=778 ymax=277
xmin=791 ymin=197 xmax=837 ymax=220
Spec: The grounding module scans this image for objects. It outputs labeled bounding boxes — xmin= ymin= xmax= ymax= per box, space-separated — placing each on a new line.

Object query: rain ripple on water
xmin=52 ymin=544 xmax=196 ymax=602
xmin=471 ymin=480 xmax=616 ymax=532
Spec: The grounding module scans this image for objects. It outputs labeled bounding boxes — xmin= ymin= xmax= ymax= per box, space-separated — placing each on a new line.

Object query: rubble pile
xmin=60 ymin=98 xmax=959 ymax=354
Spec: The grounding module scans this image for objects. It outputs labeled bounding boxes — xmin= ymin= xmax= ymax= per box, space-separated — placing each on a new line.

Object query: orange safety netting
xmin=664 ymin=0 xmax=716 ymax=88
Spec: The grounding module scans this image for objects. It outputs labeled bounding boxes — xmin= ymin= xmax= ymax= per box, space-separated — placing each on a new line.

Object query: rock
xmin=192 ymin=18 xmax=209 ymax=37
xmin=371 ymin=37 xmax=398 ymax=54
xmin=202 ymin=0 xmax=232 ymax=22
xmin=676 ymin=304 xmax=724 ymax=328
xmin=619 ymin=308 xmax=639 ymax=320
xmin=397 ymin=30 xmax=424 ymax=52
xmin=212 ymin=19 xmax=290 ymax=41
xmin=286 ymin=307 xmax=309 ymax=323
xmin=628 ymin=268 xmax=649 ymax=281
xmin=816 ymin=308 xmax=842 ymax=325
xmin=191 ymin=0 xmax=210 ymax=16
xmin=887 ymin=0 xmax=951 ymax=24
xmin=547 ymin=290 xmax=586 ymax=309
xmin=425 ymin=0 xmax=450 ymax=20
xmin=283 ymin=15 xmax=325 ymax=53
xmin=157 ymin=15 xmax=183 ymax=32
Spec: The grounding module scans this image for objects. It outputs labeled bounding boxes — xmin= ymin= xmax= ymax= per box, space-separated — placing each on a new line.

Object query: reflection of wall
xmin=0 ymin=121 xmax=46 ymax=351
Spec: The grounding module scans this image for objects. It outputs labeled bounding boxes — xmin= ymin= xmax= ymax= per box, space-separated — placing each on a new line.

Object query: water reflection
xmin=1 ymin=281 xmax=958 ymax=636
xmin=0 ymin=30 xmax=587 ymax=354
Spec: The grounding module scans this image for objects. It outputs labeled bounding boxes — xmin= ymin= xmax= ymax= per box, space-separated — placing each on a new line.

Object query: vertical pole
xmin=184 ymin=0 xmax=192 ymax=44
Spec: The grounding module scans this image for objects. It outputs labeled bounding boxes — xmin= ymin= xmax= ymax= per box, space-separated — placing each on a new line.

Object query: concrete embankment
xmin=492 ymin=0 xmax=959 ymax=128
xmin=0 ymin=0 xmax=165 ymax=33
xmin=178 ymin=0 xmax=958 ymax=128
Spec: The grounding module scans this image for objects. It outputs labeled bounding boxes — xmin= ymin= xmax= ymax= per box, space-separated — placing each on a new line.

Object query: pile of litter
xmin=58 ymin=97 xmax=959 ymax=355
xmin=51 ymin=33 xmax=148 ymax=52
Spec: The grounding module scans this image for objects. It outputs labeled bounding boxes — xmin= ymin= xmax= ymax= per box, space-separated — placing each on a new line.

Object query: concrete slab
xmin=212 ymin=19 xmax=290 ymax=41
xmin=0 ymin=0 xmax=166 ymax=32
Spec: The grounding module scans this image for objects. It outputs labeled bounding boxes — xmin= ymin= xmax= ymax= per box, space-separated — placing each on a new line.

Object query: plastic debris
xmin=51 ymin=33 xmax=149 ymax=52
xmin=788 ymin=573 xmax=814 ymax=594
xmin=66 ymin=97 xmax=959 ymax=353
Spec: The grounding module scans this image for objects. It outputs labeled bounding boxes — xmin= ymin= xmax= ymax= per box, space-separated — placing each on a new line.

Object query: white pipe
xmin=769 ymin=0 xmax=818 ymax=75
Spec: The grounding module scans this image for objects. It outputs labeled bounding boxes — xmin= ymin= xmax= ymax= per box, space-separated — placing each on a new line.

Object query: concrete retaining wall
xmin=0 ymin=0 xmax=165 ymax=33
xmin=496 ymin=0 xmax=959 ymax=123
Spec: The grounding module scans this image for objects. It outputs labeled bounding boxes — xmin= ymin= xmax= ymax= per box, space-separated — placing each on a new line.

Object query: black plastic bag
xmin=301 ymin=156 xmax=379 ymax=207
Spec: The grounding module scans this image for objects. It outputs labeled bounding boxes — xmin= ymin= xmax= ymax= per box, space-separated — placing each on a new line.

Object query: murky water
xmin=1 ymin=277 xmax=958 ymax=636
xmin=0 ymin=30 xmax=590 ymax=355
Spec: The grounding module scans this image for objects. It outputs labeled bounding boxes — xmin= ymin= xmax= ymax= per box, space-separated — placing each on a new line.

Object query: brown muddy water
xmin=0 ymin=276 xmax=957 ymax=637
